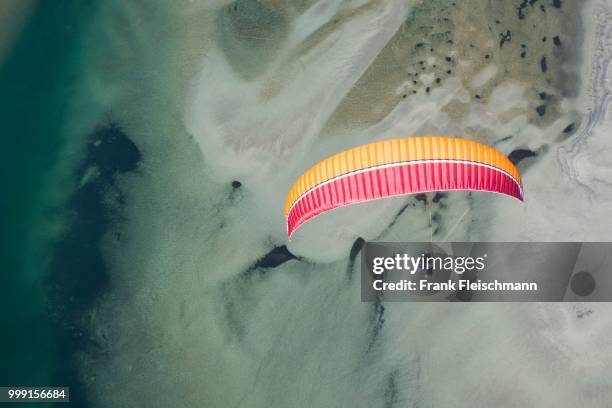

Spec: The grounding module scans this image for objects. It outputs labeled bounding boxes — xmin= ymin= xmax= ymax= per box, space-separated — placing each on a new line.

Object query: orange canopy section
xmin=285 ymin=136 xmax=523 ymax=237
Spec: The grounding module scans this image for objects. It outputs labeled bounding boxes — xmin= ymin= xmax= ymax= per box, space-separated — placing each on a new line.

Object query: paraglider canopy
xmin=285 ymin=136 xmax=523 ymax=238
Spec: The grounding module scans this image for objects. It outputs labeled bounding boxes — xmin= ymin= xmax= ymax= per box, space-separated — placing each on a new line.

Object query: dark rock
xmin=499 ymin=30 xmax=512 ymax=47
xmin=518 ymin=1 xmax=528 ymax=19
xmin=552 ymin=0 xmax=561 ymax=8
xmin=349 ymin=238 xmax=365 ymax=262
xmin=508 ymin=149 xmax=537 ymax=164
xmin=231 ymin=180 xmax=242 ymax=188
xmin=540 ymin=56 xmax=548 ymax=72
xmin=415 ymin=193 xmax=428 ymax=204
xmin=563 ymin=123 xmax=576 ymax=133
xmin=553 ymin=35 xmax=561 ymax=46
xmin=252 ymin=246 xmax=297 ymax=269
xmin=536 ymin=104 xmax=546 ymax=116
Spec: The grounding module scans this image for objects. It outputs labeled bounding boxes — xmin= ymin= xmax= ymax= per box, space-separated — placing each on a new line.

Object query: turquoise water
xmin=0 ymin=2 xmax=98 ymax=406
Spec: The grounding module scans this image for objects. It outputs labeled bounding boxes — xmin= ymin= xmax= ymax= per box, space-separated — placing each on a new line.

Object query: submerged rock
xmin=536 ymin=104 xmax=547 ymax=116
xmin=250 ymin=245 xmax=297 ymax=270
xmin=499 ymin=30 xmax=512 ymax=47
xmin=508 ymin=149 xmax=537 ymax=164
xmin=47 ymin=123 xmax=141 ymax=347
xmin=540 ymin=56 xmax=548 ymax=72
xmin=563 ymin=123 xmax=576 ymax=133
